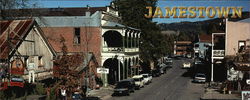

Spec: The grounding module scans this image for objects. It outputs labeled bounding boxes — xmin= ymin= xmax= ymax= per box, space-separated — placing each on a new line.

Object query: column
xmin=127 ymin=58 xmax=129 ymax=78
xmin=118 ymin=58 xmax=120 ymax=81
xmin=130 ymin=30 xmax=133 ymax=48
xmin=134 ymin=31 xmax=137 ymax=48
xmin=137 ymin=32 xmax=141 ymax=48
xmin=123 ymin=58 xmax=125 ymax=79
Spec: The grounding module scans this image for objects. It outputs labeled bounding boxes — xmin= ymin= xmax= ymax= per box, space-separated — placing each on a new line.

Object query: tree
xmin=0 ymin=0 xmax=39 ymax=19
xmin=113 ymin=0 xmax=168 ymax=62
xmin=53 ymin=36 xmax=84 ymax=98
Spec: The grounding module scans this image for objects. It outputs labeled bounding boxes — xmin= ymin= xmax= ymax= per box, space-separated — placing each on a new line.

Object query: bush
xmin=35 ymin=83 xmax=46 ymax=95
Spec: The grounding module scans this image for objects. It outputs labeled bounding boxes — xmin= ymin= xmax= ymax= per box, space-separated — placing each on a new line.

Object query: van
xmin=132 ymin=75 xmax=144 ymax=89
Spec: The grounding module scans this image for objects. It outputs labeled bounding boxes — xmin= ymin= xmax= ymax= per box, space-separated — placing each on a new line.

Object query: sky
xmin=29 ymin=0 xmax=250 ymax=24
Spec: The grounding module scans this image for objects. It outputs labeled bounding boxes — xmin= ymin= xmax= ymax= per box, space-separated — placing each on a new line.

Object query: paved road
xmin=108 ymin=58 xmax=205 ymax=100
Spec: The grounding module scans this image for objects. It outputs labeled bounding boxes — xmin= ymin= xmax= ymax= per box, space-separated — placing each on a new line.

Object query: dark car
xmin=113 ymin=79 xmax=135 ymax=96
xmin=151 ymin=69 xmax=161 ymax=77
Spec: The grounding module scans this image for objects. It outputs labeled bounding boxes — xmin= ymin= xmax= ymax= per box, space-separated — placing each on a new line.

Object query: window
xmin=238 ymin=41 xmax=246 ymax=52
xmin=74 ymin=28 xmax=81 ymax=44
xmin=38 ymin=56 xmax=44 ymax=67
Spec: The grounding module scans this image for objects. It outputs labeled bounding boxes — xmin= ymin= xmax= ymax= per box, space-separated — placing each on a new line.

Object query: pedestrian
xmin=82 ymin=85 xmax=87 ymax=97
xmin=46 ymin=86 xmax=51 ymax=99
xmin=61 ymin=86 xmax=67 ymax=100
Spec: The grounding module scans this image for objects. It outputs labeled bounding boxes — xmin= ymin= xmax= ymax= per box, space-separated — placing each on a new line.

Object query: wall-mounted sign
xmin=97 ymin=68 xmax=109 ymax=74
xmin=242 ymin=91 xmax=250 ymax=100
xmin=11 ymin=58 xmax=24 ymax=75
xmin=246 ymin=79 xmax=250 ymax=85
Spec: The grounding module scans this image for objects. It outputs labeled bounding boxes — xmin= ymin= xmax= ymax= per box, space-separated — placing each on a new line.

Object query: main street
xmin=108 ymin=58 xmax=205 ymax=100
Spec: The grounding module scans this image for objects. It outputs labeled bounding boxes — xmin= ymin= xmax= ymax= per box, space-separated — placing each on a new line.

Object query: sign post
xmin=97 ymin=68 xmax=109 ymax=87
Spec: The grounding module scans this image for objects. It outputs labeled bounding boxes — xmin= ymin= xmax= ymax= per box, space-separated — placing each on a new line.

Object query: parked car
xmin=165 ymin=62 xmax=173 ymax=68
xmin=187 ymin=54 xmax=192 ymax=58
xmin=141 ymin=74 xmax=152 ymax=84
xmin=193 ymin=73 xmax=206 ymax=83
xmin=194 ymin=60 xmax=203 ymax=65
xmin=72 ymin=92 xmax=82 ymax=100
xmin=132 ymin=75 xmax=144 ymax=89
xmin=113 ymin=79 xmax=135 ymax=96
xmin=151 ymin=69 xmax=161 ymax=77
xmin=182 ymin=62 xmax=191 ymax=69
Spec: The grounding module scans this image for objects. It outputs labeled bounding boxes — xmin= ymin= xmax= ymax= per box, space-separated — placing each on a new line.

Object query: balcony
xmin=102 ymin=47 xmax=139 ymax=53
xmin=125 ymin=48 xmax=139 ymax=53
xmin=213 ymin=50 xmax=225 ymax=57
xmin=102 ymin=47 xmax=124 ymax=52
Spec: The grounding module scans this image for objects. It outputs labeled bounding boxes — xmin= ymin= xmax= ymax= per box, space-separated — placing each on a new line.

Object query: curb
xmin=101 ymin=95 xmax=112 ymax=100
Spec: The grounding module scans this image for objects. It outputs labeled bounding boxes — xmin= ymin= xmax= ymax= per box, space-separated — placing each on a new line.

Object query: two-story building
xmin=194 ymin=34 xmax=212 ymax=60
xmin=13 ymin=5 xmax=141 ymax=86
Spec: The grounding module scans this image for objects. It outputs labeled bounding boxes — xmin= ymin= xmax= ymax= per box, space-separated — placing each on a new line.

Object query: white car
xmin=182 ymin=62 xmax=191 ymax=69
xmin=193 ymin=73 xmax=206 ymax=83
xmin=132 ymin=75 xmax=144 ymax=89
xmin=141 ymin=74 xmax=152 ymax=84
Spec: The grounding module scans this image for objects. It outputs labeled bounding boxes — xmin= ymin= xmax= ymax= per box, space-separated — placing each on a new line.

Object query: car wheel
xmin=127 ymin=92 xmax=130 ymax=96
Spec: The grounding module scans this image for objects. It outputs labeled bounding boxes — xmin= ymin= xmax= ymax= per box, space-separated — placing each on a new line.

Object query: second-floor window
xmin=74 ymin=28 xmax=81 ymax=44
xmin=238 ymin=41 xmax=246 ymax=52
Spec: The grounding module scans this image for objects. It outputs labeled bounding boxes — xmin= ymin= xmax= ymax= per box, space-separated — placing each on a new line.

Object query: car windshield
xmin=143 ymin=75 xmax=148 ymax=78
xmin=134 ymin=78 xmax=140 ymax=81
xmin=196 ymin=74 xmax=205 ymax=77
xmin=116 ymin=81 xmax=129 ymax=88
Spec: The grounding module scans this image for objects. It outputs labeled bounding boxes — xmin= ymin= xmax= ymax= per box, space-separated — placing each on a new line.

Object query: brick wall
xmin=41 ymin=27 xmax=102 ymax=64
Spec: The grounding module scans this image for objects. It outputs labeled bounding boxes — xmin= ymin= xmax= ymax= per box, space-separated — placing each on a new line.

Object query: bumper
xmin=114 ymin=90 xmax=129 ymax=94
xmin=194 ymin=79 xmax=206 ymax=83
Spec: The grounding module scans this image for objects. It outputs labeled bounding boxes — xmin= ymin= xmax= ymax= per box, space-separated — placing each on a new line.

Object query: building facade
xmin=30 ymin=6 xmax=141 ymax=85
xmin=0 ymin=19 xmax=56 ymax=87
xmin=174 ymin=41 xmax=192 ymax=56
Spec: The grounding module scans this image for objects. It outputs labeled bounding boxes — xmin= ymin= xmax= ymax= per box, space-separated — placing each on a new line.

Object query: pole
xmin=211 ymin=33 xmax=214 ymax=82
xmin=118 ymin=58 xmax=120 ymax=81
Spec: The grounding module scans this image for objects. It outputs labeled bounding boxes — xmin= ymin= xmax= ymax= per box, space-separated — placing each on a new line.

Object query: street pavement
xmin=107 ymin=58 xmax=205 ymax=100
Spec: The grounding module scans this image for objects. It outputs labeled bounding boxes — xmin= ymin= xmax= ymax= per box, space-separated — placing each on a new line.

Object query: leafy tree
xmin=113 ymin=0 xmax=168 ymax=62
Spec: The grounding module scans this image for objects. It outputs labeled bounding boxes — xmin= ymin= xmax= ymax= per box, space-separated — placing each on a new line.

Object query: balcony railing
xmin=213 ymin=50 xmax=225 ymax=57
xmin=102 ymin=47 xmax=124 ymax=52
xmin=102 ymin=47 xmax=139 ymax=53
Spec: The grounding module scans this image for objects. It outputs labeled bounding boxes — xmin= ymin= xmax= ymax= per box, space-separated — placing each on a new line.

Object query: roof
xmin=0 ymin=19 xmax=56 ymax=60
xmin=102 ymin=21 xmax=125 ymax=28
xmin=0 ymin=19 xmax=34 ymax=60
xmin=238 ymin=18 xmax=250 ymax=23
xmin=175 ymin=41 xmax=192 ymax=44
xmin=199 ymin=34 xmax=212 ymax=43
xmin=3 ymin=7 xmax=107 ymax=17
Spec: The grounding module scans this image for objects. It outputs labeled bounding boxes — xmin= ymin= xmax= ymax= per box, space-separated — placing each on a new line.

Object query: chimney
xmin=85 ymin=5 xmax=90 ymax=17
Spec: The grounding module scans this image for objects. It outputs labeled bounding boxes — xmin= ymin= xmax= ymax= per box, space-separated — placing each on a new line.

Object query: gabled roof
xmin=0 ymin=19 xmax=56 ymax=60
xmin=199 ymin=34 xmax=212 ymax=43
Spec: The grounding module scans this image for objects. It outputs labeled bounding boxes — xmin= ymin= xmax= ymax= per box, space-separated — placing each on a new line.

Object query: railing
xmin=102 ymin=47 xmax=124 ymax=52
xmin=125 ymin=48 xmax=139 ymax=52
xmin=102 ymin=47 xmax=139 ymax=53
xmin=213 ymin=50 xmax=225 ymax=57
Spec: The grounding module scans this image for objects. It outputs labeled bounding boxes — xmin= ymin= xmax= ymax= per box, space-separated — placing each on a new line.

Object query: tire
xmin=127 ymin=92 xmax=130 ymax=96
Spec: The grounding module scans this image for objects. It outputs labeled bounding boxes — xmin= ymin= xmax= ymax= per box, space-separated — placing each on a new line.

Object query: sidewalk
xmin=88 ymin=86 xmax=114 ymax=100
xmin=201 ymin=88 xmax=241 ymax=100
